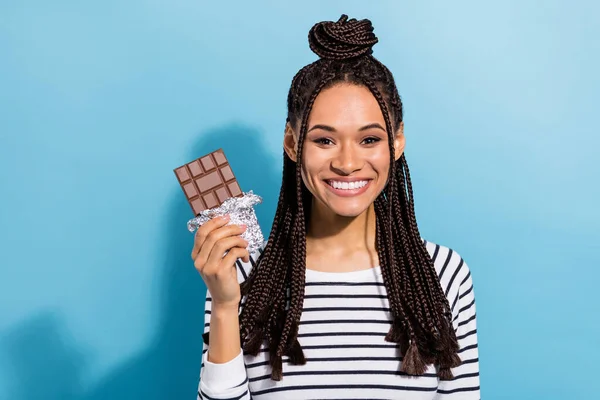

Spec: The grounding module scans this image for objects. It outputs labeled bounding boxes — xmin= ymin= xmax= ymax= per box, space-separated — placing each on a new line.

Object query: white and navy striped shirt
xmin=197 ymin=240 xmax=480 ymax=399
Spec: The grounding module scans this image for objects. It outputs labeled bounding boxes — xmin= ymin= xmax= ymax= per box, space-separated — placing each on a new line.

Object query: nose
xmin=331 ymin=143 xmax=362 ymax=175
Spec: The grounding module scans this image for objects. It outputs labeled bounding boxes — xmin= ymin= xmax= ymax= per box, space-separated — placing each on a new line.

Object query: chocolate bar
xmin=174 ymin=149 xmax=243 ymax=215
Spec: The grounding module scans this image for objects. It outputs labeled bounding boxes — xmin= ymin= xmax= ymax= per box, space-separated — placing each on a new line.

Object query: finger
xmin=191 ymin=215 xmax=230 ymax=260
xmin=194 ymin=225 xmax=247 ymax=272
xmin=218 ymin=247 xmax=250 ymax=277
xmin=204 ymin=236 xmax=249 ymax=274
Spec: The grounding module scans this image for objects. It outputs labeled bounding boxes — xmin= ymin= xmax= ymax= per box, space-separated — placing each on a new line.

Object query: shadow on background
xmin=1 ymin=123 xmax=281 ymax=400
xmin=0 ymin=312 xmax=89 ymax=400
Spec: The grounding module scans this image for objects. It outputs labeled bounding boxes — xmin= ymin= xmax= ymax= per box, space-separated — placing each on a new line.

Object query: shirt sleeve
xmin=435 ymin=260 xmax=481 ymax=399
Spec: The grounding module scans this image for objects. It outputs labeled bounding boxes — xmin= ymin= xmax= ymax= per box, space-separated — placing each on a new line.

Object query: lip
xmin=323 ymin=177 xmax=372 ymax=182
xmin=323 ymin=178 xmax=373 ymax=197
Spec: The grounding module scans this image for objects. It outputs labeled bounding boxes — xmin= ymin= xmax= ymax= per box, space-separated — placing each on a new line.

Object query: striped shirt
xmin=197 ymin=240 xmax=480 ymax=399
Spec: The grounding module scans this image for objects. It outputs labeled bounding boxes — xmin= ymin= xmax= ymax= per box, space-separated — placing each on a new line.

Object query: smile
xmin=327 ymin=180 xmax=369 ymax=190
xmin=324 ymin=179 xmax=372 ymax=196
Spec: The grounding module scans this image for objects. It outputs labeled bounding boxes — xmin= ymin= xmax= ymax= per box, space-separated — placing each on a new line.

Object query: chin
xmin=335 ymin=210 xmax=367 ymax=218
xmin=325 ymin=201 xmax=371 ymax=218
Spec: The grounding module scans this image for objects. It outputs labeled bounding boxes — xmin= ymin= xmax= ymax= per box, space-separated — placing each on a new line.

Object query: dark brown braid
xmin=238 ymin=14 xmax=461 ymax=381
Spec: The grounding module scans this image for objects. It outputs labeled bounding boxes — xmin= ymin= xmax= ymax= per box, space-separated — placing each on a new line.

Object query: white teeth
xmin=329 ymin=180 xmax=368 ymax=190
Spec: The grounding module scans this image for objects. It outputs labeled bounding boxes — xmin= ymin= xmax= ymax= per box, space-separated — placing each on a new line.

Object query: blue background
xmin=1 ymin=1 xmax=598 ymax=399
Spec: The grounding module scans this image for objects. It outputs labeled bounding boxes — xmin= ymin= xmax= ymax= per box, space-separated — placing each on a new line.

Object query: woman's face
xmin=284 ymin=83 xmax=405 ymax=218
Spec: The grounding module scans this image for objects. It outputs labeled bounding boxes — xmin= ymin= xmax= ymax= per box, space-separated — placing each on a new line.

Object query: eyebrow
xmin=306 ymin=123 xmax=386 ymax=133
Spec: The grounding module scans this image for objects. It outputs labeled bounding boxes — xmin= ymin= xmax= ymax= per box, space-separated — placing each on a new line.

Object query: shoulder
xmin=422 ymin=239 xmax=475 ymax=313
xmin=233 ymin=239 xmax=267 ymax=284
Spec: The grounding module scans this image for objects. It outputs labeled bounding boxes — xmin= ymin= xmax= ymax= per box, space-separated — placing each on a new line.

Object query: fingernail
xmin=240 ymin=224 xmax=247 ymax=230
xmin=222 ymin=214 xmax=230 ymax=220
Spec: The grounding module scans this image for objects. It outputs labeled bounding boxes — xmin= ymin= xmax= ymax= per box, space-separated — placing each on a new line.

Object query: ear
xmin=283 ymin=122 xmax=299 ymax=162
xmin=393 ymin=121 xmax=406 ymax=161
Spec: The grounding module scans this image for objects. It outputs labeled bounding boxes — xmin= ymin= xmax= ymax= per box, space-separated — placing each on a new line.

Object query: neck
xmin=306 ymin=200 xmax=377 ymax=254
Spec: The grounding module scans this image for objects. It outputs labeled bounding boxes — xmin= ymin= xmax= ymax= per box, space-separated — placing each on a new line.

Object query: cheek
xmin=300 ymin=146 xmax=326 ymax=186
xmin=300 ymin=157 xmax=320 ymax=190
xmin=300 ymin=164 xmax=309 ymax=187
xmin=368 ymin=146 xmax=392 ymax=175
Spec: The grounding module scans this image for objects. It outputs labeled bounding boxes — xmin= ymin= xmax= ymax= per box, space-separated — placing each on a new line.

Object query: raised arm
xmin=190 ymin=215 xmax=252 ymax=399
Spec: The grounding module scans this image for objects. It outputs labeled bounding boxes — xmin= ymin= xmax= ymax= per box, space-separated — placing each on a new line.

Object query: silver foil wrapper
xmin=187 ymin=191 xmax=264 ymax=253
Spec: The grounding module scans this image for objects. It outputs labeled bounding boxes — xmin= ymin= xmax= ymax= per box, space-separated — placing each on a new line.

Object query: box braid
xmin=238 ymin=14 xmax=461 ymax=381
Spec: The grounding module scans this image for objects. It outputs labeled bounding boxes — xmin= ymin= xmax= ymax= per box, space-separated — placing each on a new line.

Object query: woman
xmin=192 ymin=15 xmax=480 ymax=400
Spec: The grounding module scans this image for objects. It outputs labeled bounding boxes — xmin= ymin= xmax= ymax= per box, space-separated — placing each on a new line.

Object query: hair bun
xmin=308 ymin=14 xmax=379 ymax=60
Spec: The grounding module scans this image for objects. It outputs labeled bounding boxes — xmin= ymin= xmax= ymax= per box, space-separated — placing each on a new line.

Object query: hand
xmin=191 ymin=214 xmax=249 ymax=309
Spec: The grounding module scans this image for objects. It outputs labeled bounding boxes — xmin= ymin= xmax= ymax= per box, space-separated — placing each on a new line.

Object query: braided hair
xmin=239 ymin=14 xmax=462 ymax=381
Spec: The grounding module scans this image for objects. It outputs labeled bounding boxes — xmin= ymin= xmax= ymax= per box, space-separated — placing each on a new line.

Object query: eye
xmin=362 ymin=136 xmax=382 ymax=145
xmin=313 ymin=137 xmax=334 ymax=146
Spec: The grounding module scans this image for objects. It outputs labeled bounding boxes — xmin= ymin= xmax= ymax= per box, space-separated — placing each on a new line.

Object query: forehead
xmin=308 ymin=83 xmax=385 ymax=127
